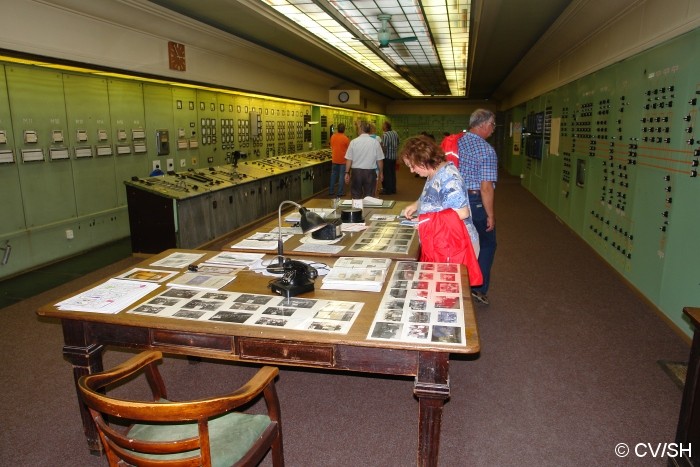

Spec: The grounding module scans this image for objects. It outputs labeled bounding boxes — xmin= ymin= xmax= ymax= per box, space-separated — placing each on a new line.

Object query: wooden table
xmin=37 ymin=249 xmax=480 ymax=467
xmin=225 ymin=198 xmax=421 ymax=260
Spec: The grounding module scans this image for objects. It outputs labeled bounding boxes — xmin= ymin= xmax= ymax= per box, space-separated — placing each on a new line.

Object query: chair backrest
xmin=78 ymin=350 xmax=283 ymax=467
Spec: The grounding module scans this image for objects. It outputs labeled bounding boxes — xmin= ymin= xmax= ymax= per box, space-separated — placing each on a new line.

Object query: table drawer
xmin=152 ymin=330 xmax=232 ymax=351
xmin=238 ymin=338 xmax=334 ymax=366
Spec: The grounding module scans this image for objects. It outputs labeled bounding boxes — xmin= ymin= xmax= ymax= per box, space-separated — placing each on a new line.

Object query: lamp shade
xmin=299 ymin=208 xmax=327 ymax=233
xmin=267 ymin=201 xmax=328 ymax=273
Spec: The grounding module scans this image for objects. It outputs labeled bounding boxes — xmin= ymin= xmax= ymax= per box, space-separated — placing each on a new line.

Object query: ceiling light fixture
xmin=258 ymin=0 xmax=470 ymax=97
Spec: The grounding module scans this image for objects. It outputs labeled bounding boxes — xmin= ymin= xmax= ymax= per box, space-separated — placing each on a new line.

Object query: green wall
xmin=499 ymin=28 xmax=700 ymax=336
xmin=0 ymin=62 xmax=380 ymax=279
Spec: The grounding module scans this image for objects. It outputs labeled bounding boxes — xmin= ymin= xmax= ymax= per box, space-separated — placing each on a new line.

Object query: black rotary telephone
xmin=269 ymin=259 xmax=318 ymax=298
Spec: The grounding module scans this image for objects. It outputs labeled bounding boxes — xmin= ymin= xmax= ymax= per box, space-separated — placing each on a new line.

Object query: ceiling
xmin=148 ymin=0 xmax=573 ymax=101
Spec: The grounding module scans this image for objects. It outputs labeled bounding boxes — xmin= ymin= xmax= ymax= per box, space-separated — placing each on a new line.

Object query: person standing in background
xmin=345 ymin=121 xmax=384 ymax=199
xmin=458 ymin=108 xmax=498 ymax=305
xmin=369 ymin=123 xmax=381 ymax=195
xmin=329 ymin=123 xmax=349 ymax=197
xmin=380 ymin=121 xmax=399 ymax=195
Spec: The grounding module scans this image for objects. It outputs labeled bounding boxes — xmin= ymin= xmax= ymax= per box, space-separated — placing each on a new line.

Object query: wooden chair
xmin=77 ymin=350 xmax=284 ymax=466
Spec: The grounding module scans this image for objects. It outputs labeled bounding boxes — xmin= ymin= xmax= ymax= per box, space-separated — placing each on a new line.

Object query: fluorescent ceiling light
xmin=258 ymin=0 xmax=470 ymax=97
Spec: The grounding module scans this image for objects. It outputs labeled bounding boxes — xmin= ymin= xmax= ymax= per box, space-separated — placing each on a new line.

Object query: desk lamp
xmin=266 ymin=200 xmax=327 ymax=274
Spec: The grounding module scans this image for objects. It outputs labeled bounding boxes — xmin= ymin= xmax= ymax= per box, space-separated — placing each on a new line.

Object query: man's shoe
xmin=471 ymin=290 xmax=489 ymax=305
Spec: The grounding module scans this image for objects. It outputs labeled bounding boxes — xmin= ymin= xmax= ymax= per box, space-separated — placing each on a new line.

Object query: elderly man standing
xmin=458 ymin=109 xmax=498 ymax=305
xmin=344 ymin=121 xmax=384 ymax=199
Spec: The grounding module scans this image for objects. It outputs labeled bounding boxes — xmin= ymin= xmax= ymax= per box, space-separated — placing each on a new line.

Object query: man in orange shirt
xmin=329 ymin=123 xmax=350 ymax=197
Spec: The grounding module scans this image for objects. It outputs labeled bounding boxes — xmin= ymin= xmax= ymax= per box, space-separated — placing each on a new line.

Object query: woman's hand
xmin=404 ymin=202 xmax=418 ymax=219
xmin=453 ymin=206 xmax=470 ymax=220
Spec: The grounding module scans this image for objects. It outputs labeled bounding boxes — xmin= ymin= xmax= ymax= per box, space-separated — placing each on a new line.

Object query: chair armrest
xmin=79 ymin=350 xmax=163 ymax=393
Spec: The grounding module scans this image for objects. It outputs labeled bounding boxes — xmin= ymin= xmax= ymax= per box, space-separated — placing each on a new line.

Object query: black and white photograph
xmin=407 ymin=324 xmax=429 ymax=339
xmin=409 ymin=311 xmax=431 ymax=323
xmin=382 ymin=310 xmax=403 ymax=321
xmin=162 ymin=288 xmax=198 ymax=299
xmin=228 ymin=302 xmax=259 ymax=311
xmin=371 ymin=322 xmax=403 ymax=339
xmin=210 ymin=310 xmax=252 ymax=323
xmin=263 ymin=306 xmax=296 ymax=317
xmin=307 ymin=322 xmax=342 ymax=332
xmin=314 ymin=310 xmax=355 ymax=321
xmin=131 ymin=304 xmax=163 ymax=314
xmin=173 ymin=309 xmax=205 ymax=319
xmin=390 ymin=288 xmax=407 ymax=298
xmin=235 ymin=294 xmax=274 ymax=305
xmin=408 ymin=300 xmax=427 ymax=311
xmin=255 ymin=316 xmax=287 ymax=327
xmin=282 ymin=297 xmax=316 ymax=308
xmin=147 ymin=297 xmax=181 ymax=307
xmin=182 ymin=299 xmax=223 ymax=312
xmin=202 ymin=292 xmax=229 ymax=301
xmin=385 ymin=299 xmax=405 ymax=310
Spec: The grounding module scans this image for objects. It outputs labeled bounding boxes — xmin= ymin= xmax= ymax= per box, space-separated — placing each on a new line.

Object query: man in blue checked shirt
xmin=458 ymin=109 xmax=498 ymax=305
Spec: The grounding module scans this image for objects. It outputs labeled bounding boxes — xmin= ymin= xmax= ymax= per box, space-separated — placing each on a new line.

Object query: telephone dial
xmin=269 ymin=259 xmax=318 ymax=298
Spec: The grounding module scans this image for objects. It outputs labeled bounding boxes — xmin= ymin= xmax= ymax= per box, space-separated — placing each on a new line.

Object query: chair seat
xmin=128 ymin=411 xmax=272 ymax=467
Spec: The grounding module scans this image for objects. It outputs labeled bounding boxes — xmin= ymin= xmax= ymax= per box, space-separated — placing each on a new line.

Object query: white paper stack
xmin=166 ymin=272 xmax=237 ymax=291
xmin=321 ymin=257 xmax=392 ymax=292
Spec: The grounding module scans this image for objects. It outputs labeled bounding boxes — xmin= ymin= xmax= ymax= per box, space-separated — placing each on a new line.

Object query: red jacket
xmin=418 ymin=209 xmax=483 ymax=286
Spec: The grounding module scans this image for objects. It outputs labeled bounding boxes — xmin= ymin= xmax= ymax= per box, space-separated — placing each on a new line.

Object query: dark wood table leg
xmin=414 ymin=351 xmax=450 ymax=467
xmin=61 ymin=320 xmax=105 ymax=454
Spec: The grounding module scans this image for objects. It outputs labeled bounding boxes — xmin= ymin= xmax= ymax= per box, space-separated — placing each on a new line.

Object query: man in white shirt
xmin=344 ymin=121 xmax=384 ymax=199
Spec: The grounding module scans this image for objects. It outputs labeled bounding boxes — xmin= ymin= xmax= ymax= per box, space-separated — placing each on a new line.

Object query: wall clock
xmin=168 ymin=41 xmax=186 ymax=71
xmin=337 ymin=91 xmax=350 ymax=103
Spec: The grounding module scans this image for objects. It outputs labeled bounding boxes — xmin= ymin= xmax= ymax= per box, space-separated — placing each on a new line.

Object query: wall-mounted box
xmin=97 ymin=129 xmax=108 ymax=141
xmin=49 ymin=147 xmax=70 ymax=160
xmin=76 ymin=130 xmax=88 ymax=142
xmin=21 ymin=148 xmax=44 ymax=162
xmin=0 ymin=130 xmax=8 ymax=144
xmin=116 ymin=144 xmax=132 ymax=155
xmin=51 ymin=130 xmax=64 ymax=143
xmin=155 ymin=129 xmax=170 ymax=155
xmin=133 ymin=143 xmax=147 ymax=153
xmin=0 ymin=149 xmax=14 ymax=164
xmin=132 ymin=129 xmax=146 ymax=140
xmin=75 ymin=146 xmax=93 ymax=158
xmin=23 ymin=130 xmax=38 ymax=144
xmin=117 ymin=129 xmax=127 ymax=141
xmin=96 ymin=145 xmax=113 ymax=156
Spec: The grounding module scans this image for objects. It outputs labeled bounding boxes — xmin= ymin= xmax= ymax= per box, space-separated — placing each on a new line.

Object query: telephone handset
xmin=280 ymin=259 xmax=318 ymax=285
xmin=269 ymin=259 xmax=317 ymax=298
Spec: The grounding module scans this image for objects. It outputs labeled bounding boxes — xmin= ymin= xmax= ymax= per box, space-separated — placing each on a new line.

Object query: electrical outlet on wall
xmin=180 ymin=158 xmax=186 ymax=168
xmin=152 ymin=160 xmax=161 ymax=172
xmin=166 ymin=158 xmax=174 ymax=171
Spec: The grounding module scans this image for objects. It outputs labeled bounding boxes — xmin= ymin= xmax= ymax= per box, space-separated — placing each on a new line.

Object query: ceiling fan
xmin=367 ymin=14 xmax=418 ymax=48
